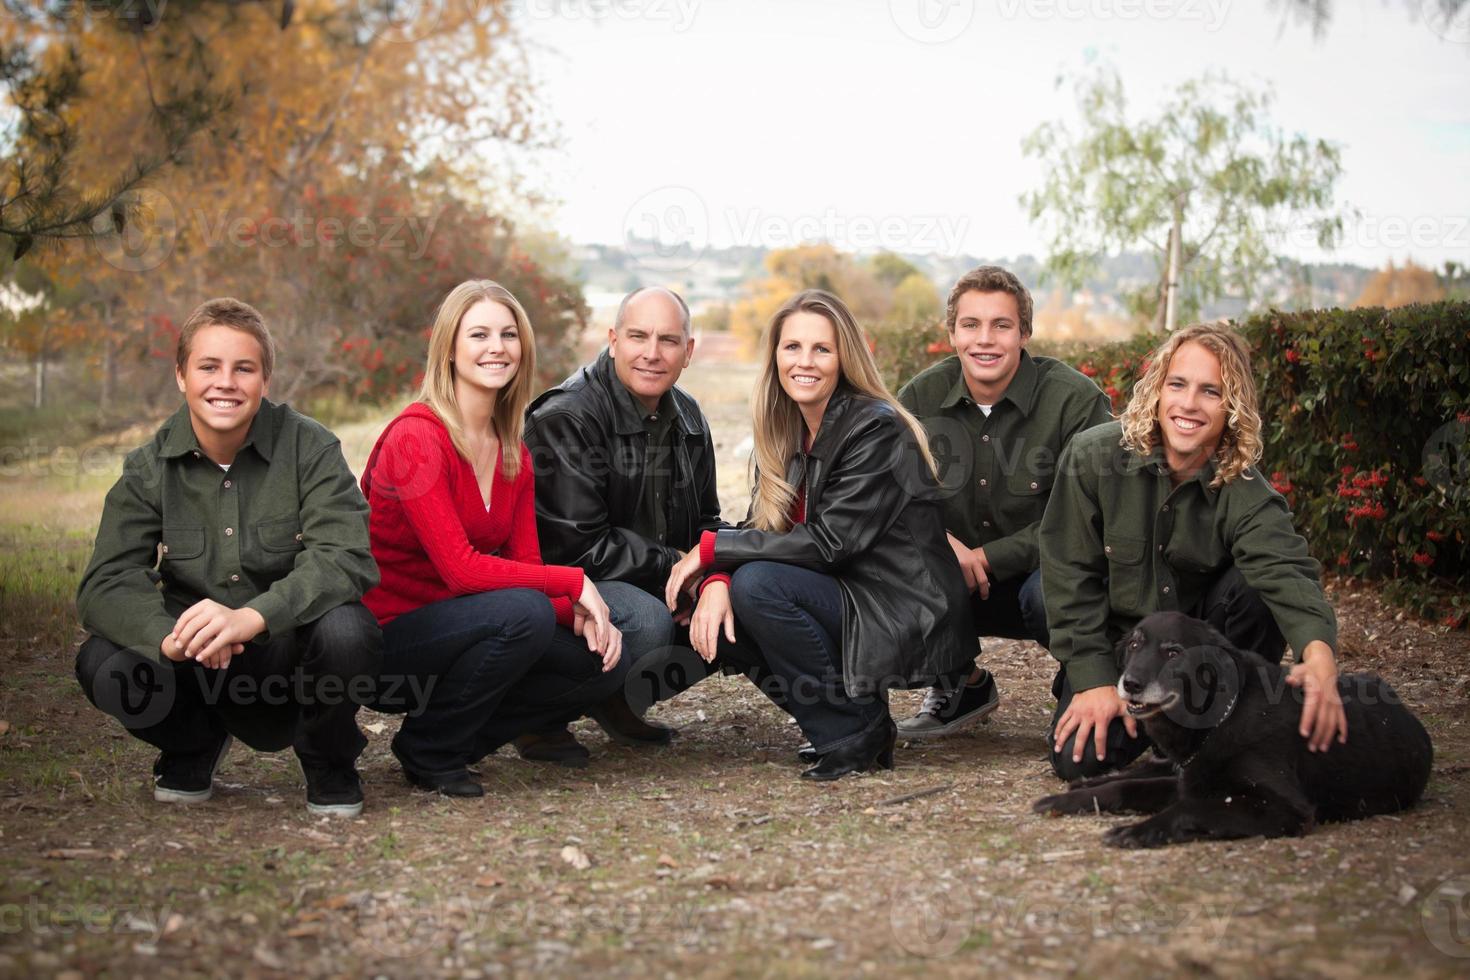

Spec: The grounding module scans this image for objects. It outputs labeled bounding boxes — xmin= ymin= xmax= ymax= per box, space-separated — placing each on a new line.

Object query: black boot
xmin=800 ymin=718 xmax=897 ymax=781
xmin=588 ymin=693 xmax=675 ymax=746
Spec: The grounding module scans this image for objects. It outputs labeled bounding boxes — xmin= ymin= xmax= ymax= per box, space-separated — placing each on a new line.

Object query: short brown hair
xmin=176 ymin=298 xmax=276 ymax=379
xmin=945 ymin=266 xmax=1033 ymax=339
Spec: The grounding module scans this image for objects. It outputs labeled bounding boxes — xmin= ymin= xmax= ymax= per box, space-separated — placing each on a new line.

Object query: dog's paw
xmin=1102 ymin=821 xmax=1167 ymax=849
xmin=1032 ymin=791 xmax=1096 ymax=816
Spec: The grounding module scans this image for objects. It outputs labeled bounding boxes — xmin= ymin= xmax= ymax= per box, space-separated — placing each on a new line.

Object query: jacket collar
xmin=159 ymin=399 xmax=276 ymax=462
xmin=805 ymin=386 xmax=857 ymax=459
xmin=594 ymin=348 xmax=698 ymax=437
xmin=937 ymin=350 xmax=1040 ymax=416
xmin=1123 ymin=436 xmax=1221 ymax=499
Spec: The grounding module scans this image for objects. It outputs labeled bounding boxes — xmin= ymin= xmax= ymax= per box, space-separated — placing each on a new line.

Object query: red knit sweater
xmin=360 ymin=402 xmax=583 ymax=626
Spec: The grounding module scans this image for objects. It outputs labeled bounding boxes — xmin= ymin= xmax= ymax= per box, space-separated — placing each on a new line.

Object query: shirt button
xmin=981 ymin=435 xmax=991 ymax=443
xmin=230 ymin=574 xmax=240 ymax=583
xmin=1030 ymin=482 xmax=1039 ymax=489
xmin=982 ymin=521 xmax=991 ymax=528
xmin=979 ymin=478 xmax=988 ymax=487
xmin=1104 ymin=545 xmax=1113 ymax=554
xmin=162 ymin=545 xmax=169 ymax=554
xmin=1162 ymin=585 xmax=1171 ymax=594
xmin=225 ymin=527 xmax=234 ymax=536
xmin=223 ymin=480 xmax=232 ymax=489
xmin=1158 ymin=545 xmax=1164 ymax=551
xmin=192 ymin=451 xmax=200 ymax=459
xmin=295 ymin=533 xmax=303 ymax=542
xmin=1162 ymin=504 xmax=1171 ymax=512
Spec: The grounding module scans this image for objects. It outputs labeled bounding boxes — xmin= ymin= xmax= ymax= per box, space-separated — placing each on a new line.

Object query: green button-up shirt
xmin=77 ymin=400 xmax=378 ymax=660
xmin=1040 ymin=420 xmax=1337 ymax=693
xmin=897 ymin=352 xmax=1112 ymax=582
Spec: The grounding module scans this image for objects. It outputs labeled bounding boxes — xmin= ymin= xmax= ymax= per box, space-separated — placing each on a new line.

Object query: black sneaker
xmin=302 ymin=763 xmax=364 ymax=817
xmin=896 ymin=670 xmax=1001 ymax=739
xmin=153 ymin=734 xmax=233 ymax=804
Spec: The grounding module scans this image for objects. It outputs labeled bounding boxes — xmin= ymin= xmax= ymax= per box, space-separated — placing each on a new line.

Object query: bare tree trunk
xmin=33 ymin=352 xmax=45 ymax=410
xmin=1164 ymin=198 xmax=1183 ymax=333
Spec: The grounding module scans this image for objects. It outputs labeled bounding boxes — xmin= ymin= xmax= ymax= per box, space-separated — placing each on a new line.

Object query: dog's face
xmin=1116 ymin=612 xmax=1241 ymax=731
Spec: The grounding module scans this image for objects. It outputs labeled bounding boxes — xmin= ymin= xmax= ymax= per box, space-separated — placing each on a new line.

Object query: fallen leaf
xmin=0 ymin=720 xmax=10 ymax=736
xmin=475 ymin=873 xmax=505 ymax=888
xmin=363 ymin=721 xmax=387 ymax=735
xmin=252 ymin=943 xmax=286 ymax=970
xmin=161 ymin=913 xmax=185 ymax=937
xmin=560 ymin=845 xmax=591 ymax=870
xmin=657 ymin=853 xmax=678 ymax=869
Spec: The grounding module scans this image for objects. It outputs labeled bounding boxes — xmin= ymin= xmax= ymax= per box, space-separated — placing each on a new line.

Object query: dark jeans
xmin=376 ymin=589 xmax=631 ymax=775
xmin=937 ymin=567 xmax=1050 ymax=690
xmin=74 ymin=602 xmax=383 ymax=771
xmin=1047 ymin=566 xmax=1288 ymax=781
xmin=714 ymin=561 xmax=889 ymax=754
xmin=604 ymin=581 xmax=719 ymax=713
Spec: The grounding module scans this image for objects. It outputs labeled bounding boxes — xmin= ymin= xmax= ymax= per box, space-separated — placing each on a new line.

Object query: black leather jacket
xmin=524 ymin=351 xmax=726 ymax=595
xmin=708 ymin=388 xmax=976 ymax=695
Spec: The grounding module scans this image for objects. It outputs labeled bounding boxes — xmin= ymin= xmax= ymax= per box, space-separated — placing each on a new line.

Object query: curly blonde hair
xmin=1119 ymin=323 xmax=1263 ymax=488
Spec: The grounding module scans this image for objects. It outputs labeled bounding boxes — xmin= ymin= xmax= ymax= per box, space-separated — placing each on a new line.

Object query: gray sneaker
xmin=896 ymin=671 xmax=1000 ymax=739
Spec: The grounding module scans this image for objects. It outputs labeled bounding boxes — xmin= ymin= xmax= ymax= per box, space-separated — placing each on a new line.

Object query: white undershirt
xmin=976 ymin=404 xmax=993 ymax=417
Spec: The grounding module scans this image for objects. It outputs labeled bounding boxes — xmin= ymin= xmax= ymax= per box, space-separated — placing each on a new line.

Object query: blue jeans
xmin=714 ymin=561 xmax=890 ymax=754
xmin=596 ymin=580 xmax=718 ymax=712
xmin=377 ymin=589 xmax=631 ymax=775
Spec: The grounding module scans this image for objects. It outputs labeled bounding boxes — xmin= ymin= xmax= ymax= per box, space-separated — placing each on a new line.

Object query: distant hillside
xmin=570 ymin=242 xmax=1376 ymax=326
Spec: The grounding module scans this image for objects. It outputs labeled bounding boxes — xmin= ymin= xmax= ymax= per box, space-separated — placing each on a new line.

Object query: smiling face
xmin=775 ymin=310 xmax=841 ymax=426
xmin=175 ymin=324 xmax=269 ymax=452
xmin=1156 ymin=341 xmax=1229 ymax=477
xmin=608 ymin=289 xmax=693 ymax=413
xmin=949 ymin=289 xmax=1028 ymax=404
xmin=453 ymin=299 xmax=522 ymax=397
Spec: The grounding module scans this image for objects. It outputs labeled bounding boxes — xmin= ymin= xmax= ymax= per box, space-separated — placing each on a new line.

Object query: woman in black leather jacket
xmin=665 ymin=290 xmax=975 ymax=779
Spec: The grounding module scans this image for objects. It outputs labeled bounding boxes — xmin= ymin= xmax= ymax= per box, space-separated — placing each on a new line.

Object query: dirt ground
xmin=2 ymin=355 xmax=1468 ymax=978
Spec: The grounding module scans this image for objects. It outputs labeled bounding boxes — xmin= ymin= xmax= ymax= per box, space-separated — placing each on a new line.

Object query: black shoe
xmin=390 ymin=740 xmax=484 ymax=798
xmin=800 ymin=719 xmax=897 ymax=782
xmin=153 ymin=734 xmax=233 ymax=804
xmin=896 ymin=669 xmax=1000 ymax=739
xmin=514 ymin=729 xmax=591 ymax=769
xmin=796 ymin=742 xmax=820 ymax=764
xmin=588 ymin=694 xmax=675 ymax=746
xmin=302 ymin=763 xmax=366 ymax=816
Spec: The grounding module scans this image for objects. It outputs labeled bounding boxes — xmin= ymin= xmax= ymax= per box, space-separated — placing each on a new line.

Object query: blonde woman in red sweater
xmin=362 ymin=280 xmax=628 ymax=797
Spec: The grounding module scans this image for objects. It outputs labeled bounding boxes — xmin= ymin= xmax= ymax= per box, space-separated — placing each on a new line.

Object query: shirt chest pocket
xmin=1103 ymin=532 xmax=1150 ymax=614
xmin=161 ymin=525 xmax=205 ymax=563
xmin=255 ymin=517 xmax=305 ymax=571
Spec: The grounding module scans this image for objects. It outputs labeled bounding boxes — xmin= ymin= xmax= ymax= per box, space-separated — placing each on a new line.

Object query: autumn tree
xmin=1021 ymin=64 xmax=1347 ymax=331
xmin=1353 ymin=261 xmax=1448 ymax=309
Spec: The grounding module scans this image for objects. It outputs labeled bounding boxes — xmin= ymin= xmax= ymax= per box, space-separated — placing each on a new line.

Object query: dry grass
xmin=1 ymin=359 xmax=1468 ymax=977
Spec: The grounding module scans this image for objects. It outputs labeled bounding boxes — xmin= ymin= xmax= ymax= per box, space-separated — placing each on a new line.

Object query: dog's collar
xmin=1176 ymin=688 xmax=1241 ymax=771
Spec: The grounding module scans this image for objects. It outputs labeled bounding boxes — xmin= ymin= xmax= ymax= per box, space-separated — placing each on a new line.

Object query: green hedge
xmin=1072 ymin=302 xmax=1470 ymax=626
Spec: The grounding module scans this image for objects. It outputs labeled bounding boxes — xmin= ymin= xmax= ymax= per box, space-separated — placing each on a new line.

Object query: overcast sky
xmin=512 ymin=0 xmax=1470 ymax=270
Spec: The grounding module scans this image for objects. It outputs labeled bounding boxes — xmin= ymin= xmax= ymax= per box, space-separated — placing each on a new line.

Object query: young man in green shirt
xmin=75 ymin=298 xmax=382 ymax=815
xmin=896 ymin=266 xmax=1112 ymax=737
xmin=1040 ymin=323 xmax=1347 ymax=781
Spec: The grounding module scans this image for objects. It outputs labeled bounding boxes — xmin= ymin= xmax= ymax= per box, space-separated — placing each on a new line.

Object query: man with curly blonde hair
xmin=1040 ymin=323 xmax=1346 ymax=781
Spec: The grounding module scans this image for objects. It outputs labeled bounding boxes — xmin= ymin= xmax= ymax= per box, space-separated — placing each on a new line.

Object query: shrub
xmin=1077 ymin=302 xmax=1470 ymax=626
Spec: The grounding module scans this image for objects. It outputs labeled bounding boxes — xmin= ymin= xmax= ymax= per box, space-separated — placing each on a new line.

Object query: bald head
xmin=614 ymin=286 xmax=691 ymax=338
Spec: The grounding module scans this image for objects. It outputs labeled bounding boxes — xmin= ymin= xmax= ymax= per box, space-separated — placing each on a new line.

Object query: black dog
xmin=1033 ymin=611 xmax=1433 ymax=848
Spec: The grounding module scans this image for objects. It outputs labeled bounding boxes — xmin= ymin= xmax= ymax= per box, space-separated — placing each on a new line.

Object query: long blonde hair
xmin=1119 ymin=322 xmax=1263 ymax=488
xmin=418 ymin=280 xmax=537 ymax=480
xmin=748 ymin=289 xmax=937 ymax=532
